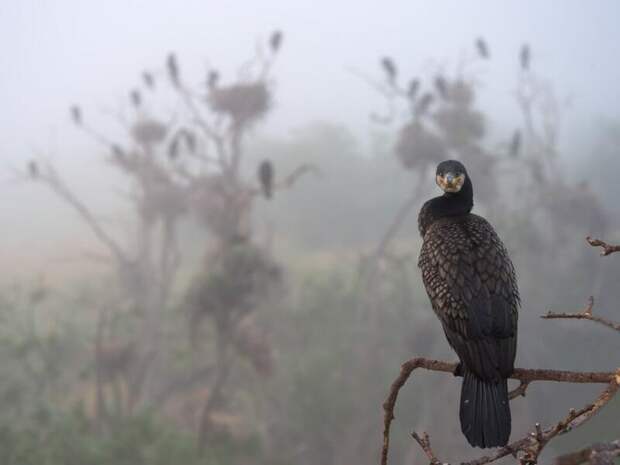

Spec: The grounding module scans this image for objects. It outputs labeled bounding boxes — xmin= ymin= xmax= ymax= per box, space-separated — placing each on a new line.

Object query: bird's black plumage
xmin=418 ymin=160 xmax=519 ymax=448
xmin=258 ymin=159 xmax=274 ymax=199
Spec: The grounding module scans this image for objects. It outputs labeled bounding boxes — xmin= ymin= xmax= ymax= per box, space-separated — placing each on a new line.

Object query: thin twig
xmin=542 ymin=297 xmax=620 ymax=332
xmin=586 ymin=236 xmax=620 ymax=257
xmin=411 ymin=432 xmax=440 ymax=465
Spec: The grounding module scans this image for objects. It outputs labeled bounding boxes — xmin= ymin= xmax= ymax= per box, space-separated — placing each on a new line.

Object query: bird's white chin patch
xmin=436 ymin=174 xmax=465 ymax=193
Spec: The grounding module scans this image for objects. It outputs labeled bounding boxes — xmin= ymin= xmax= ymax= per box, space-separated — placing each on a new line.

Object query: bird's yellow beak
xmin=436 ymin=172 xmax=465 ymax=193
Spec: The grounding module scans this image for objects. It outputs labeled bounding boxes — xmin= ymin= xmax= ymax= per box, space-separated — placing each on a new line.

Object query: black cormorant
xmin=258 ymin=159 xmax=274 ymax=199
xmin=418 ymin=160 xmax=519 ymax=448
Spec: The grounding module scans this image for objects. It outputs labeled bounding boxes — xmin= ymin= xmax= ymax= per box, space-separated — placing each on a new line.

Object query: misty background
xmin=0 ymin=1 xmax=619 ymax=464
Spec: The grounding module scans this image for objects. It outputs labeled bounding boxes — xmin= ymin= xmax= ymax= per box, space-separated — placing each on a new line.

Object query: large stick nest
xmin=208 ymin=82 xmax=271 ymax=125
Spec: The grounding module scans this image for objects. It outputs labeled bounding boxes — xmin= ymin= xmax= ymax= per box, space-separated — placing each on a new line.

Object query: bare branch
xmin=553 ymin=440 xmax=620 ymax=465
xmin=411 ymin=432 xmax=440 ymax=465
xmin=508 ymin=380 xmax=531 ymax=400
xmin=29 ymin=162 xmax=127 ymax=261
xmin=542 ymin=297 xmax=620 ymax=332
xmin=408 ymin=380 xmax=619 ymax=465
xmin=380 ymin=357 xmax=617 ymax=465
xmin=586 ymin=236 xmax=620 ymax=257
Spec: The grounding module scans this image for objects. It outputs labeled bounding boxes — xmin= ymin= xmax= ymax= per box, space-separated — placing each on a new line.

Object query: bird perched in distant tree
xmin=407 ymin=78 xmax=420 ymax=100
xmin=381 ymin=56 xmax=397 ymax=83
xmin=269 ymin=30 xmax=283 ymax=53
xmin=70 ymin=105 xmax=82 ymax=125
xmin=207 ymin=70 xmax=220 ymax=89
xmin=475 ymin=37 xmax=489 ymax=59
xmin=520 ymin=44 xmax=530 ymax=70
xmin=418 ymin=160 xmax=519 ymax=448
xmin=28 ymin=160 xmax=38 ymax=178
xmin=167 ymin=52 xmax=179 ymax=86
xmin=434 ymin=75 xmax=448 ymax=99
xmin=509 ymin=130 xmax=521 ymax=158
xmin=258 ymin=159 xmax=274 ymax=199
xmin=130 ymin=89 xmax=141 ymax=108
xmin=142 ymin=71 xmax=154 ymax=89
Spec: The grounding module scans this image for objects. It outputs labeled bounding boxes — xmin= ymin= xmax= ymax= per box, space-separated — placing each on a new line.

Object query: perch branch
xmin=409 ymin=378 xmax=619 ymax=465
xmin=542 ymin=297 xmax=620 ymax=332
xmin=553 ymin=440 xmax=620 ymax=465
xmin=381 ymin=357 xmax=617 ymax=465
xmin=586 ymin=236 xmax=620 ymax=257
xmin=411 ymin=432 xmax=440 ymax=465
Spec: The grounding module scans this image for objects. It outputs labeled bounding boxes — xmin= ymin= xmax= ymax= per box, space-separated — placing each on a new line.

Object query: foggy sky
xmin=2 ymin=0 xmax=620 ymax=155
xmin=2 ymin=0 xmax=619 ymax=276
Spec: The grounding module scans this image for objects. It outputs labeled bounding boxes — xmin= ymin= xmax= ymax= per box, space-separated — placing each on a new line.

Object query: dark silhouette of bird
xmin=207 ymin=70 xmax=220 ymax=89
xmin=70 ymin=105 xmax=82 ymax=125
xmin=475 ymin=37 xmax=489 ymax=59
xmin=142 ymin=71 xmax=154 ymax=89
xmin=416 ymin=92 xmax=434 ymax=115
xmin=434 ymin=75 xmax=448 ymax=99
xmin=509 ymin=130 xmax=521 ymax=158
xmin=130 ymin=89 xmax=141 ymax=108
xmin=520 ymin=44 xmax=530 ymax=70
xmin=28 ymin=160 xmax=39 ymax=178
xmin=418 ymin=160 xmax=519 ymax=448
xmin=258 ymin=159 xmax=274 ymax=199
xmin=270 ymin=30 xmax=283 ymax=53
xmin=167 ymin=52 xmax=179 ymax=86
xmin=407 ymin=78 xmax=420 ymax=100
xmin=380 ymin=57 xmax=397 ymax=83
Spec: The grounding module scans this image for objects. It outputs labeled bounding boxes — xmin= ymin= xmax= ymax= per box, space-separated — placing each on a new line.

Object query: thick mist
xmin=0 ymin=2 xmax=619 ymax=465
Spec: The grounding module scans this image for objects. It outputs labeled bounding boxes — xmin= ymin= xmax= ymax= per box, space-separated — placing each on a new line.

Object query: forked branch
xmin=587 ymin=236 xmax=620 ymax=257
xmin=408 ymin=377 xmax=619 ymax=465
xmin=542 ymin=297 xmax=620 ymax=332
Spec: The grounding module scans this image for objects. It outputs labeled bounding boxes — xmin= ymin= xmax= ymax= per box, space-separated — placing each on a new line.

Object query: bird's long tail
xmin=459 ymin=369 xmax=511 ymax=448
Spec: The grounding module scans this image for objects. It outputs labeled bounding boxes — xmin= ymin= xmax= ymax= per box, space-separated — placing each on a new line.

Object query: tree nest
xmin=395 ymin=122 xmax=447 ymax=170
xmin=131 ymin=119 xmax=168 ymax=146
xmin=208 ymin=82 xmax=270 ymax=126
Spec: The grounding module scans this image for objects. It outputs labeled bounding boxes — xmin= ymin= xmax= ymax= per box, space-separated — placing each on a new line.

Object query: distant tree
xmin=22 ymin=29 xmax=314 ymax=448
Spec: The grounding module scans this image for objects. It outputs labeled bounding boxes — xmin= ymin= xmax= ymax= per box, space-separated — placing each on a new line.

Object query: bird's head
xmin=435 ymin=160 xmax=468 ymax=193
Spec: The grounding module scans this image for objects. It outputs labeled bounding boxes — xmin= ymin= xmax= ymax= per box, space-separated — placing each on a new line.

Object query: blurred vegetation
xmin=7 ymin=33 xmax=620 ymax=465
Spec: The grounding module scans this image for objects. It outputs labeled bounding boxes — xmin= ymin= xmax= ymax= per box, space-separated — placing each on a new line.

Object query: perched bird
xmin=207 ymin=70 xmax=220 ymax=89
xmin=380 ymin=56 xmax=397 ymax=83
xmin=269 ymin=30 xmax=283 ymax=53
xmin=509 ymin=130 xmax=521 ymax=158
xmin=434 ymin=75 xmax=448 ymax=99
xmin=130 ymin=89 xmax=141 ymax=108
xmin=167 ymin=52 xmax=179 ymax=86
xmin=520 ymin=44 xmax=530 ymax=71
xmin=416 ymin=92 xmax=434 ymax=115
xmin=407 ymin=78 xmax=420 ymax=100
xmin=258 ymin=159 xmax=274 ymax=199
xmin=418 ymin=160 xmax=519 ymax=448
xmin=142 ymin=71 xmax=154 ymax=89
xmin=28 ymin=160 xmax=39 ymax=178
xmin=475 ymin=37 xmax=489 ymax=59
xmin=70 ymin=105 xmax=82 ymax=125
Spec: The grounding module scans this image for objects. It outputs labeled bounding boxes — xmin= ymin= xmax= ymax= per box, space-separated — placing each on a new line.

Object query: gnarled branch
xmin=409 ymin=378 xmax=619 ymax=465
xmin=553 ymin=440 xmax=620 ymax=465
xmin=587 ymin=236 xmax=620 ymax=257
xmin=380 ymin=356 xmax=616 ymax=465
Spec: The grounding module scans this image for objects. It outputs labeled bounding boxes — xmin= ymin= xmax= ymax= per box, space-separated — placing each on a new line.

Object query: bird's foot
xmin=453 ymin=362 xmax=464 ymax=377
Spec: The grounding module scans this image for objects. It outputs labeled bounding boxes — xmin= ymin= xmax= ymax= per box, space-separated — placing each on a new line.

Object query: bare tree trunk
xmin=197 ymin=328 xmax=233 ymax=452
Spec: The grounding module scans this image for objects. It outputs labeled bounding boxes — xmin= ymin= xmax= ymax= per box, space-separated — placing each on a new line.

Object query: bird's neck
xmin=418 ymin=178 xmax=474 ymax=236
